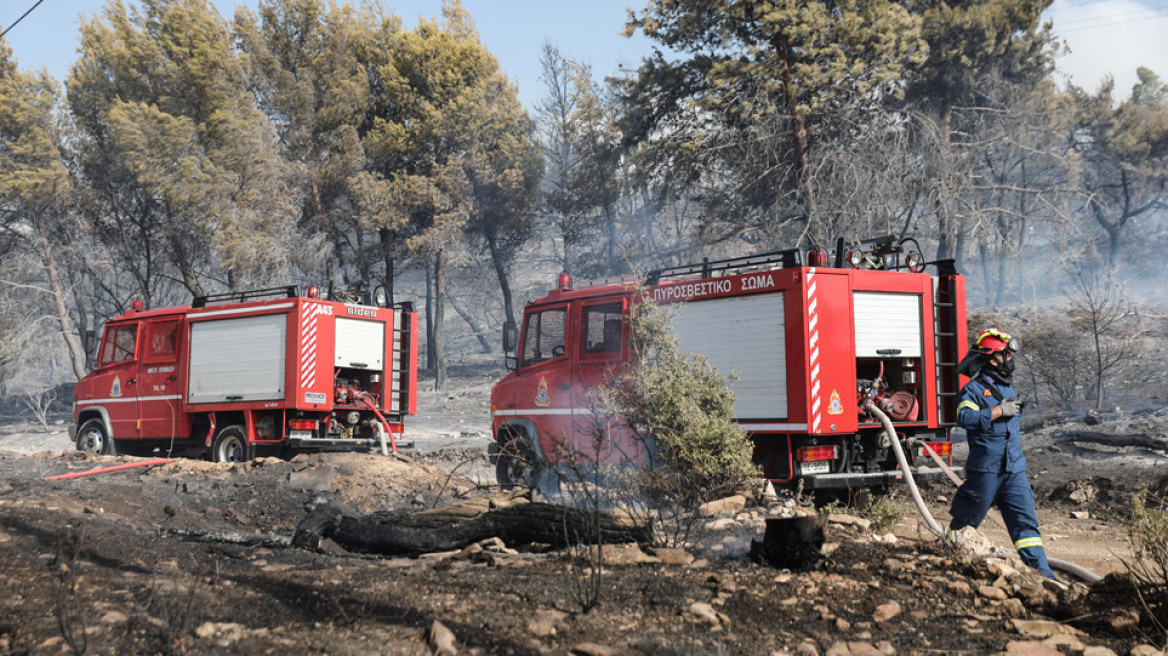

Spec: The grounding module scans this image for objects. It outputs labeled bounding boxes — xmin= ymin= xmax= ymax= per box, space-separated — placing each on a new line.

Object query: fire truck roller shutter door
xmin=853 ymin=293 xmax=923 ymax=358
xmin=188 ymin=314 xmax=287 ymax=404
xmin=668 ymin=293 xmax=787 ymax=420
xmin=335 ymin=317 xmax=385 ymax=370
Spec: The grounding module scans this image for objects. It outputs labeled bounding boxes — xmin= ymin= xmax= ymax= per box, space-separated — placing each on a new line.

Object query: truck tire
xmin=211 ymin=425 xmax=253 ymax=463
xmin=495 ymin=428 xmax=534 ymax=490
xmin=76 ymin=419 xmax=118 ymax=456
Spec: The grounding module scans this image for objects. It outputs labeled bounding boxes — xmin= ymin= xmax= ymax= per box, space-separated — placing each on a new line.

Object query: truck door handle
xmin=225 ymin=395 xmax=243 ymax=401
xmin=558 ymin=383 xmax=570 ymax=390
xmin=127 ymin=379 xmax=137 ymax=385
xmin=349 ymin=362 xmax=368 ymax=368
xmin=166 ymin=375 xmax=178 ymax=381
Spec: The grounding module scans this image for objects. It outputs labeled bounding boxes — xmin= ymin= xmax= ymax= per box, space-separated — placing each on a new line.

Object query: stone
xmin=872 ymin=601 xmax=901 ymax=622
xmin=1005 ymin=640 xmax=1063 ymax=656
xmin=699 ymin=495 xmax=748 ymax=517
xmin=571 ymin=643 xmax=617 ymax=656
xmin=100 ymin=610 xmax=128 ymax=624
xmin=1129 ymin=646 xmax=1166 ymax=656
xmin=1108 ymin=609 xmax=1140 ymax=631
xmin=947 ymin=580 xmax=973 ymax=596
xmin=875 ymin=641 xmax=895 ymax=656
xmin=978 ymin=585 xmax=1009 ymax=601
xmin=288 ymin=467 xmax=334 ymax=491
xmin=949 ymin=526 xmax=994 ymax=556
xmin=648 ymin=547 xmax=694 ymax=566
xmin=1081 ymin=647 xmax=1118 ymax=656
xmin=796 ymin=641 xmax=820 ymax=656
xmin=997 ymin=598 xmax=1027 ymax=618
xmin=1070 ymin=511 xmax=1090 ymax=520
xmin=429 ymin=620 xmax=457 ymax=656
xmin=826 ymin=642 xmax=884 ymax=656
xmin=686 ymin=602 xmax=729 ymax=626
xmin=706 ymin=517 xmax=739 ymax=531
xmin=1041 ymin=634 xmax=1085 ymax=651
xmin=1010 ymin=619 xmax=1071 ymax=639
xmin=589 ymin=543 xmax=659 ymax=565
xmin=825 ymin=514 xmax=872 ymax=531
xmin=527 ymin=609 xmax=569 ymax=638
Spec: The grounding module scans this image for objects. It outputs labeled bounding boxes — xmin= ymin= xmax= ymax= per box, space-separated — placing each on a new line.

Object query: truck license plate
xmin=801 ymin=461 xmax=830 ymax=475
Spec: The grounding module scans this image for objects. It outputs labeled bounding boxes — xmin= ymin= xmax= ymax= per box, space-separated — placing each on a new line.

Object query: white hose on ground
xmin=863 ymin=401 xmax=946 ymax=538
xmin=919 ymin=442 xmax=1103 ymax=584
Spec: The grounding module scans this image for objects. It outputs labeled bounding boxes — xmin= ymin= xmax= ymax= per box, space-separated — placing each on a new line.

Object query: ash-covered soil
xmin=1 ymin=367 xmax=1167 ymax=655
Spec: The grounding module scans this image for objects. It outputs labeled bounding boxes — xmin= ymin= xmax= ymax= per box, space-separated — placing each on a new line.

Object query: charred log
xmin=1061 ymin=431 xmax=1168 ymax=454
xmin=293 ymin=490 xmax=653 ymax=555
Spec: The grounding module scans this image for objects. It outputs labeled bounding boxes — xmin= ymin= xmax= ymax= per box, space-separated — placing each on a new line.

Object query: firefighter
xmin=949 ymin=328 xmax=1055 ymax=579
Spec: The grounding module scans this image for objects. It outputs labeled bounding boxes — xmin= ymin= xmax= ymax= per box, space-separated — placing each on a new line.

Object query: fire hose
xmin=356 ymin=392 xmax=397 ymax=455
xmin=863 ymin=402 xmax=1102 ymax=583
xmin=46 ymin=458 xmax=176 ymax=481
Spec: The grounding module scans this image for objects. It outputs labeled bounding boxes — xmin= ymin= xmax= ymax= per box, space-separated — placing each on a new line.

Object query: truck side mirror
xmin=84 ymin=330 xmax=95 ymax=355
xmin=502 ymin=320 xmax=517 ymax=353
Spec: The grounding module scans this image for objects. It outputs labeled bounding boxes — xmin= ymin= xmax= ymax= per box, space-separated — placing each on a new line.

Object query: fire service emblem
xmin=535 ymin=376 xmax=551 ymax=407
xmin=828 ymin=389 xmax=844 ymax=415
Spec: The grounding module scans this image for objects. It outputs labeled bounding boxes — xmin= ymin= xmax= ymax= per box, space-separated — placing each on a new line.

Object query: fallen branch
xmin=1062 ymin=431 xmax=1168 ymax=454
xmin=164 ymin=529 xmax=292 ymax=548
xmin=293 ymin=489 xmax=652 ymax=555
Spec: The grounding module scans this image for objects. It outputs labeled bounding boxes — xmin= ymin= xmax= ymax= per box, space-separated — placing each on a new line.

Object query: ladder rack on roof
xmin=646 ymin=248 xmax=804 ymax=285
xmin=192 ymin=286 xmax=300 ymax=308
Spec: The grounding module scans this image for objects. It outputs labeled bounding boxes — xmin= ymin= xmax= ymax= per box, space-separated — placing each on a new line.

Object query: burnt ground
xmin=1 ymin=371 xmax=1167 ymax=655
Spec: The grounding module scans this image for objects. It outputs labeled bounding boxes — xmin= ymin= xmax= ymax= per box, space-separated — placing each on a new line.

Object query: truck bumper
xmin=801 ymin=465 xmax=963 ymax=490
xmin=288 ymin=437 xmax=377 ymax=451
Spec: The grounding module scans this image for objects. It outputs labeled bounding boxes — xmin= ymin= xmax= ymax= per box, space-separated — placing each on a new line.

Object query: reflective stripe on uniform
xmin=958 ymin=400 xmax=980 ymax=413
xmin=1015 ymin=536 xmax=1044 ymax=550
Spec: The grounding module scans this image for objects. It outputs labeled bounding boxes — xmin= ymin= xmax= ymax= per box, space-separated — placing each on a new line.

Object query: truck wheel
xmin=495 ymin=431 xmax=534 ymax=489
xmin=77 ymin=419 xmax=118 ymax=456
xmin=212 ymin=425 xmax=253 ymax=463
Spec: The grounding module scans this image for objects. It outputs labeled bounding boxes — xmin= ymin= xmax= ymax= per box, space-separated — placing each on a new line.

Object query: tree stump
xmin=749 ymin=515 xmax=826 ymax=571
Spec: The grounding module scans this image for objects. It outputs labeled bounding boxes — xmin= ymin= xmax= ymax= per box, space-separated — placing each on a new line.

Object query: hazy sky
xmin=3 ymin=0 xmax=1167 ymax=109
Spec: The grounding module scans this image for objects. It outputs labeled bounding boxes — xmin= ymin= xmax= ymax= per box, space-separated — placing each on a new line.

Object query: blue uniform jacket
xmin=957 ymin=374 xmax=1026 ymax=474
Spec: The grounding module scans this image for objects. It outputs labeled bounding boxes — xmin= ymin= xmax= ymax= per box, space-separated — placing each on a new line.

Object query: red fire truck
xmin=71 ymin=286 xmax=418 ymax=462
xmin=490 ymin=236 xmax=966 ymax=490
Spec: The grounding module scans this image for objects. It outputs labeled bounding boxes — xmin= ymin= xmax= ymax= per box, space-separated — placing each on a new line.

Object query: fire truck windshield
xmin=520 ymin=308 xmax=566 ymax=366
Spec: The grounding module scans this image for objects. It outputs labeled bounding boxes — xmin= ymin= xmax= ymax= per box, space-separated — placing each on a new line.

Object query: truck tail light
xmin=919 ymin=441 xmax=951 ymax=457
xmin=289 ymin=419 xmax=316 ymax=431
xmin=796 ymin=445 xmax=838 ymax=462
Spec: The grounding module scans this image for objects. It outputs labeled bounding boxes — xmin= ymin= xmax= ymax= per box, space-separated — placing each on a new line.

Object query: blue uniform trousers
xmin=949 ymin=470 xmax=1055 ymax=579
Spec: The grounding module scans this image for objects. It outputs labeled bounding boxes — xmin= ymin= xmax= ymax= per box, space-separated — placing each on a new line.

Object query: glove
xmin=998 ymin=399 xmax=1019 ymax=418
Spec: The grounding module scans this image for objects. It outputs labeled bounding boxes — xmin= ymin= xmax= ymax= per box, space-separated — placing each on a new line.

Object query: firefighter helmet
xmin=974 ymin=328 xmax=1018 ymax=354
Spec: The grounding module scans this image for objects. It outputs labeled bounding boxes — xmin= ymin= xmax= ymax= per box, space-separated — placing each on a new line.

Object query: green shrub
xmin=1125 ymin=489 xmax=1168 ymax=636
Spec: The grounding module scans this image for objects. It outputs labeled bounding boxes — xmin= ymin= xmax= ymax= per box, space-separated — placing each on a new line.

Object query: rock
xmin=997 ymin=598 xmax=1027 ymax=618
xmin=100 ymin=610 xmax=128 ymax=624
xmin=648 ymin=547 xmax=694 ymax=566
xmin=1005 ymin=640 xmax=1063 ymax=656
xmin=795 ymin=640 xmax=820 ymax=656
xmin=429 ymin=619 xmax=457 ymax=656
xmin=978 ymin=585 xmax=1009 ymax=601
xmin=871 ymin=601 xmax=901 ymax=622
xmin=699 ymin=495 xmax=747 ymax=517
xmin=589 ymin=543 xmax=659 ymax=565
xmin=1041 ymin=635 xmax=1085 ymax=651
xmin=835 ymin=617 xmax=851 ymax=631
xmin=825 ymin=642 xmax=884 ymax=656
xmin=875 ymin=642 xmax=895 ymax=656
xmin=706 ymin=517 xmax=739 ymax=531
xmin=825 ymin=513 xmax=872 ymax=530
xmin=686 ymin=601 xmax=729 ymax=626
xmin=526 ymin=609 xmax=569 ymax=638
xmin=1129 ymin=646 xmax=1166 ymax=656
xmin=1081 ymin=647 xmax=1118 ymax=656
xmin=1010 ymin=619 xmax=1073 ymax=639
xmin=1070 ymin=511 xmax=1090 ymax=520
xmin=571 ymin=643 xmax=617 ymax=656
xmin=288 ymin=467 xmax=334 ymax=491
xmin=1108 ymin=609 xmax=1140 ymax=631
xmin=949 ymin=526 xmax=994 ymax=556
xmin=946 ymin=580 xmax=973 ymax=596
xmin=195 ymin=622 xmax=246 ymax=640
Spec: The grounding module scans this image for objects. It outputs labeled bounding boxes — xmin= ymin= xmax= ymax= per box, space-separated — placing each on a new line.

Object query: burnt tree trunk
xmin=293 ymin=490 xmax=652 ymax=556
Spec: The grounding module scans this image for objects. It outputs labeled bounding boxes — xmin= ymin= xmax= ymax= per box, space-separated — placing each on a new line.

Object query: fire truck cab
xmin=490 ymin=237 xmax=966 ymax=491
xmin=71 ymin=286 xmax=417 ymax=462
